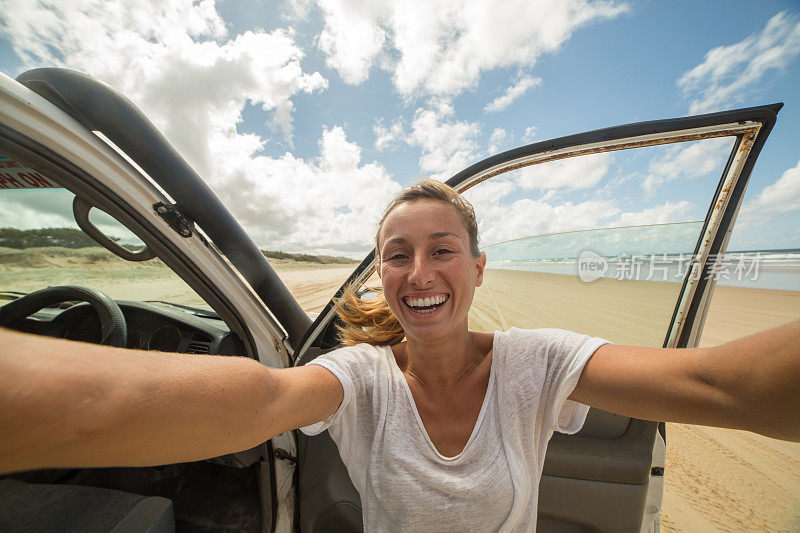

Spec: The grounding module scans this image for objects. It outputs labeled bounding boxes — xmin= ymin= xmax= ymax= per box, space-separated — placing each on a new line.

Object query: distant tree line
xmin=260 ymin=249 xmax=357 ymax=264
xmin=0 ymin=227 xmax=114 ymax=249
xmin=1 ymin=227 xmax=356 ymax=263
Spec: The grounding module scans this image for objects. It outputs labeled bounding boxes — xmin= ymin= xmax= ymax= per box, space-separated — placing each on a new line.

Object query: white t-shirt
xmin=300 ymin=327 xmax=609 ymax=532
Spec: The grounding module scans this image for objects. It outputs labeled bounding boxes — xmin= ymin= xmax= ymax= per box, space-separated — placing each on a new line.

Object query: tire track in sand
xmin=662 ymin=423 xmax=800 ymax=532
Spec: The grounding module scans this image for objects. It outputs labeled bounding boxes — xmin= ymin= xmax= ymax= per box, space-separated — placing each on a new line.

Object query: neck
xmin=395 ymin=326 xmax=492 ymax=389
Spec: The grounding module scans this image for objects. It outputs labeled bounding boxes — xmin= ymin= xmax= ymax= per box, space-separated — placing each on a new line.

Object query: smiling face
xmin=377 ymin=199 xmax=486 ymax=344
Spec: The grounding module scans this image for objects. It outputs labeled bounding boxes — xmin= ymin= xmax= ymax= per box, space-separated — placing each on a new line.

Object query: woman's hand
xmin=569 ymin=319 xmax=800 ymax=441
xmin=0 ymin=328 xmax=343 ymax=474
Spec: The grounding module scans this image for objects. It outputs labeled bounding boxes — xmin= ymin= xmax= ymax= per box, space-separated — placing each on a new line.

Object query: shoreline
xmin=470 ymin=268 xmax=800 ymax=348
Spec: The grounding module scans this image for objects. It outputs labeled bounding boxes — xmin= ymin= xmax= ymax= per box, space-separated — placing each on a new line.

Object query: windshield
xmin=267 ymin=254 xmax=358 ymax=314
xmin=0 ymin=180 xmax=212 ymax=312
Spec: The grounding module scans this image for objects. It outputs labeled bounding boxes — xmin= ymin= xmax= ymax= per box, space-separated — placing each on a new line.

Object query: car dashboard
xmin=13 ymin=299 xmax=247 ymax=357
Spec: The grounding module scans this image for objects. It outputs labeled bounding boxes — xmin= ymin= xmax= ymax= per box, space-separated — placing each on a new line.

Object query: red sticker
xmin=0 ymin=157 xmax=61 ymax=189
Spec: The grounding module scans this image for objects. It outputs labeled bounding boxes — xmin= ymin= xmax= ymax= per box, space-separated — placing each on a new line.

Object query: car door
xmin=291 ymin=103 xmax=781 ymax=532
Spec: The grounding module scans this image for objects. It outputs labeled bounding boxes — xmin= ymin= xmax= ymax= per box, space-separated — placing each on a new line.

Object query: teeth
xmin=404 ymin=295 xmax=448 ymax=309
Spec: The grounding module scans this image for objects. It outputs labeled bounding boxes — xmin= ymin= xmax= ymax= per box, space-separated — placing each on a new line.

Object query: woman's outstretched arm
xmin=569 ymin=319 xmax=800 ymax=441
xmin=0 ymin=327 xmax=343 ymax=474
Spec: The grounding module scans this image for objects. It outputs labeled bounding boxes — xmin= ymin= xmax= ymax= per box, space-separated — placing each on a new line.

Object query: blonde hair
xmin=335 ymin=179 xmax=480 ymax=346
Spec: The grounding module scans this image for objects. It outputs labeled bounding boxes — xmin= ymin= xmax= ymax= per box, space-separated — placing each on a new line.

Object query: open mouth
xmin=402 ymin=294 xmax=449 ymax=314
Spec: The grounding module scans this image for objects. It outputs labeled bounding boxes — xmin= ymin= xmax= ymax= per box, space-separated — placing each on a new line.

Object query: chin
xmin=402 ymin=321 xmax=463 ymax=344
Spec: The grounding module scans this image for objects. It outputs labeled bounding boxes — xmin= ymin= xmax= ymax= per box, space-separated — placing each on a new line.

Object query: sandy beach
xmin=326 ymin=266 xmax=800 ymax=531
xmin=0 ymin=247 xmax=357 ymax=313
xmin=2 ymin=249 xmax=799 ymax=531
xmin=471 ymin=268 xmax=800 ymax=532
xmin=282 ymin=265 xmax=800 ymax=531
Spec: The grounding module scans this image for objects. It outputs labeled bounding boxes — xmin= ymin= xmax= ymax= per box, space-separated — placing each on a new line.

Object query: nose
xmin=408 ymin=253 xmax=435 ymax=287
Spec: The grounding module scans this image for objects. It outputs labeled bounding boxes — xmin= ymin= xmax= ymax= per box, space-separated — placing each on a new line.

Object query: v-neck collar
xmin=383 ymin=341 xmax=497 ymax=462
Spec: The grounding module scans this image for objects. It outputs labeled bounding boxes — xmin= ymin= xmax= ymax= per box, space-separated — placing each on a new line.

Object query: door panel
xmin=294 ymin=104 xmax=780 ymax=532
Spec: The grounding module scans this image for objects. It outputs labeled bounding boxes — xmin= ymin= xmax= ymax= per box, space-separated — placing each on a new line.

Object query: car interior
xmin=0 ymin=69 xmax=282 ymax=532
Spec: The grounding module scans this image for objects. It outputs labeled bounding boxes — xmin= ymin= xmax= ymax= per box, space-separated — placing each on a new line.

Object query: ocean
xmin=486 ymin=249 xmax=800 ymax=292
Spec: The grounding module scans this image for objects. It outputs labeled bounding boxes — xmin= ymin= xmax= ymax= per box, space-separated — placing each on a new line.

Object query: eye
xmin=385 ymin=252 xmax=408 ymax=261
xmin=433 ymin=248 xmax=453 ymax=255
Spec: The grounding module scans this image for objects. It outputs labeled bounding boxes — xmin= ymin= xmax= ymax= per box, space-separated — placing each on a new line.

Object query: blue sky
xmin=0 ymin=0 xmax=798 ymax=257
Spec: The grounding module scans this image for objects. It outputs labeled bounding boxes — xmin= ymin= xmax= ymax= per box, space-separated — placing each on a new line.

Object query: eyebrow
xmin=382 ymin=232 xmax=460 ymax=247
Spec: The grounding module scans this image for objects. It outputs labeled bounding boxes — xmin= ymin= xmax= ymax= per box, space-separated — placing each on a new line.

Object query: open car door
xmin=292 ymin=103 xmax=781 ymax=532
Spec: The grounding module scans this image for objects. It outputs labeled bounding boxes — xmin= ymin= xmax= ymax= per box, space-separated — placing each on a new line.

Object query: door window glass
xmin=0 ymin=177 xmax=211 ymax=311
xmin=463 ymin=137 xmax=737 ymax=347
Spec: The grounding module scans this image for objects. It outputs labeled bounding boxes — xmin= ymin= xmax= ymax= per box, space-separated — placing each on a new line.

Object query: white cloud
xmin=0 ymin=1 xmax=327 ymax=167
xmin=408 ymin=100 xmax=481 ymax=179
xmin=488 ymin=128 xmax=508 ymax=153
xmin=484 ymin=75 xmax=541 ymax=112
xmin=0 ymin=1 xmax=414 ymax=256
xmin=373 ymin=118 xmax=405 ymax=151
xmin=642 ymin=138 xmax=731 ymax=198
xmin=316 ymin=0 xmax=388 ymax=84
xmin=679 ymin=11 xmax=800 ymax=114
xmin=212 ymin=126 xmax=402 ymax=255
xmin=283 ymin=0 xmax=312 ymax=20
xmin=475 ymin=196 xmax=621 ymax=246
xmin=461 ymin=179 xmax=515 ymax=208
xmin=0 ymin=190 xmax=76 ymax=230
xmin=613 ymin=201 xmax=693 ymax=227
xmin=310 ymin=0 xmax=629 ymax=97
xmin=460 ymin=159 xmax=695 ymax=253
xmin=468 ymin=193 xmax=696 ymax=255
xmin=515 ymin=153 xmax=613 ymax=191
xmin=1 ymin=0 xmax=227 ymax=67
xmin=521 ymin=126 xmax=537 ymax=144
xmin=461 ymin=175 xmax=622 ymax=245
xmin=739 ymin=159 xmax=800 ymax=224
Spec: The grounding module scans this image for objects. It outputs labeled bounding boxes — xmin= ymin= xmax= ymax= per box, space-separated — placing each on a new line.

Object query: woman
xmin=1 ymin=180 xmax=799 ymax=529
xmin=300 ymin=180 xmax=610 ymax=529
xmin=297 ymin=179 xmax=800 ymax=530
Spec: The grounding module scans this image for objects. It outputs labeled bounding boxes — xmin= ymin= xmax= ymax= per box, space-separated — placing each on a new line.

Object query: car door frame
xmin=296 ymin=103 xmax=780 ymax=358
xmin=292 ymin=103 xmax=781 ymax=532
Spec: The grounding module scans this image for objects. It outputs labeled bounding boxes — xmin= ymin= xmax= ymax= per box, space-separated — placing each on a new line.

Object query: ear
xmin=474 ymin=252 xmax=487 ymax=287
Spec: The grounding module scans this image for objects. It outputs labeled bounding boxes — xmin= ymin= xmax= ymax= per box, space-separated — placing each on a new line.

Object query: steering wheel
xmin=0 ymin=285 xmax=127 ymax=347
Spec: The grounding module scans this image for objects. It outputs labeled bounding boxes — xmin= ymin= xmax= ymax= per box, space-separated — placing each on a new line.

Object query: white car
xmin=0 ymin=68 xmax=781 ymax=532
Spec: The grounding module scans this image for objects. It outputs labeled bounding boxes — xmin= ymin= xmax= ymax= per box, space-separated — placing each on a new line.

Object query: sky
xmin=0 ymin=0 xmax=798 ymax=258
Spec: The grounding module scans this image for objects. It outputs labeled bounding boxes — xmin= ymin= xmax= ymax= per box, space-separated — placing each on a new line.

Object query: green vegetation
xmin=260 ymin=249 xmax=358 ymax=265
xmin=0 ymin=227 xmax=106 ymax=249
xmin=0 ymin=227 xmax=358 ymax=265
